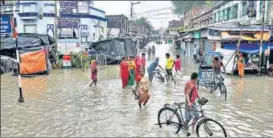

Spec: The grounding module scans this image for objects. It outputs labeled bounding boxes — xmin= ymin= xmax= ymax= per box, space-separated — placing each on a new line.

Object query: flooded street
xmin=1 ymin=43 xmax=273 ymax=137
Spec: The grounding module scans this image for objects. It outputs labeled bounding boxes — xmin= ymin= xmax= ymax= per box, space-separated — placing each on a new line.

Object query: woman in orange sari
xmin=237 ymin=53 xmax=245 ymax=78
xmin=137 ymin=71 xmax=150 ymax=108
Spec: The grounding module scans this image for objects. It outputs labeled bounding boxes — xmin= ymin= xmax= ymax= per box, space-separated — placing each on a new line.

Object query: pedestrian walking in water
xmin=141 ymin=53 xmax=146 ymax=73
xmin=137 ymin=70 xmax=150 ymax=108
xmin=134 ymin=56 xmax=142 ymax=81
xmin=174 ymin=55 xmax=182 ymax=77
xmin=89 ymin=60 xmax=98 ymax=87
xmin=120 ymin=57 xmax=129 ymax=89
xmin=128 ymin=57 xmax=136 ymax=86
xmin=152 ymin=45 xmax=156 ymax=56
xmin=237 ymin=53 xmax=245 ymax=78
xmin=148 ymin=47 xmax=152 ymax=58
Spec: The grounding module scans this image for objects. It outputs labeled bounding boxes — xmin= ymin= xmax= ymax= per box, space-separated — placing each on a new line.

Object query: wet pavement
xmin=1 ymin=43 xmax=273 ymax=137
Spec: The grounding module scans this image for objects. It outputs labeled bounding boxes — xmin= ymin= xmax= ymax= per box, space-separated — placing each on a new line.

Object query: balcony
xmin=18 ymin=12 xmax=39 ymax=20
xmin=18 ymin=2 xmax=38 ymax=20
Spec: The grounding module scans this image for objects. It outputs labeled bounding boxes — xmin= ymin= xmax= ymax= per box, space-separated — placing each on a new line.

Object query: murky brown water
xmin=1 ymin=43 xmax=273 ymax=137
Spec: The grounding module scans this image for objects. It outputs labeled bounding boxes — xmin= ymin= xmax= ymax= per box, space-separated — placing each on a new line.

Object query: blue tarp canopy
xmin=223 ymin=43 xmax=273 ymax=54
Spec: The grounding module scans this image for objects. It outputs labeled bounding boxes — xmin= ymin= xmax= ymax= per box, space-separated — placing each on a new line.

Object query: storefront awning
xmin=223 ymin=43 xmax=273 ymax=54
xmin=221 ymin=32 xmax=270 ymax=41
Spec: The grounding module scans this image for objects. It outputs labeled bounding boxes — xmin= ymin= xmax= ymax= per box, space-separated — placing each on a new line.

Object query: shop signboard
xmin=59 ymin=1 xmax=77 ymax=14
xmin=193 ymin=31 xmax=201 ymax=39
xmin=0 ymin=15 xmax=11 ymax=34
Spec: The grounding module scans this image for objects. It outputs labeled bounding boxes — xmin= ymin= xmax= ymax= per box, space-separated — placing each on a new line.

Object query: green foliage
xmin=136 ymin=17 xmax=148 ymax=25
xmin=171 ymin=0 xmax=207 ymax=15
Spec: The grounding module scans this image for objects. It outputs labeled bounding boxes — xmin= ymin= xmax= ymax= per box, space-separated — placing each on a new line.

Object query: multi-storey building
xmin=0 ymin=1 xmax=107 ymax=51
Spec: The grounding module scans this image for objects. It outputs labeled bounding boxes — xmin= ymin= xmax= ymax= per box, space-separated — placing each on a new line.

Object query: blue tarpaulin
xmin=223 ymin=43 xmax=273 ymax=54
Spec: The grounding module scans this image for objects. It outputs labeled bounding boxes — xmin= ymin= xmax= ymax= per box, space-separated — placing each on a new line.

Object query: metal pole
xmin=258 ymin=1 xmax=265 ymax=76
xmin=54 ymin=0 xmax=58 ymax=42
xmin=130 ymin=2 xmax=133 ymax=38
xmin=13 ymin=3 xmax=24 ymax=103
xmin=231 ymin=23 xmax=243 ymax=75
xmin=267 ymin=18 xmax=272 ymax=69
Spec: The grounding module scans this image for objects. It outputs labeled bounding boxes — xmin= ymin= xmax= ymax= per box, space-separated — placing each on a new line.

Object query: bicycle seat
xmin=198 ymin=97 xmax=208 ymax=106
xmin=174 ymin=102 xmax=185 ymax=107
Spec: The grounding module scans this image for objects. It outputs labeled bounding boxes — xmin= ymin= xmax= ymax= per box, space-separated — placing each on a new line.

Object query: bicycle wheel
xmin=219 ymin=84 xmax=227 ymax=100
xmin=158 ymin=107 xmax=182 ymax=133
xmin=196 ymin=118 xmax=227 ymax=137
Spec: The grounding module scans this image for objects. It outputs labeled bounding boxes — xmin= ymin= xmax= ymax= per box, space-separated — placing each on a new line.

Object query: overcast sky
xmin=94 ymin=1 xmax=179 ymax=30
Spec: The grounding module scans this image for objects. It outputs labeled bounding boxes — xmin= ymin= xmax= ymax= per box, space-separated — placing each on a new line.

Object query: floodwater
xmin=1 ymin=43 xmax=273 ymax=137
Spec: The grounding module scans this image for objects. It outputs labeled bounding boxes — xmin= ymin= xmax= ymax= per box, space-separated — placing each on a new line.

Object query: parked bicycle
xmin=157 ymin=98 xmax=227 ymax=137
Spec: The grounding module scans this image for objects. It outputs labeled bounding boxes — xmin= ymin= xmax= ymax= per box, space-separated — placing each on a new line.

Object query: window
xmin=59 ymin=28 xmax=78 ymax=39
xmin=233 ymin=4 xmax=238 ymax=18
xmin=23 ymin=4 xmax=31 ymax=12
xmin=24 ymin=24 xmax=37 ymax=33
xmin=44 ymin=4 xmax=55 ymax=13
xmin=259 ymin=1 xmax=265 ymax=15
xmin=219 ymin=10 xmax=224 ymax=21
xmin=77 ymin=1 xmax=89 ymax=13
xmin=81 ymin=36 xmax=88 ymax=43
xmin=212 ymin=13 xmax=216 ymax=23
xmin=227 ymin=7 xmax=231 ymax=20
xmin=216 ymin=11 xmax=220 ymax=22
xmin=230 ymin=4 xmax=238 ymax=19
xmin=224 ymin=8 xmax=228 ymax=21
xmin=242 ymin=2 xmax=248 ymax=16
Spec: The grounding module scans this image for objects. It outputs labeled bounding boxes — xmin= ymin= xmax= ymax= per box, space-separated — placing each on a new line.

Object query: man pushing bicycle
xmin=184 ymin=72 xmax=200 ymax=133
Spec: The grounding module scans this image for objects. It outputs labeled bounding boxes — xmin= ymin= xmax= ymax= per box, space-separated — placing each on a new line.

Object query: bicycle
xmin=165 ymin=69 xmax=176 ymax=85
xmin=157 ymin=98 xmax=227 ymax=137
xmin=153 ymin=68 xmax=165 ymax=82
xmin=210 ymin=74 xmax=227 ymax=100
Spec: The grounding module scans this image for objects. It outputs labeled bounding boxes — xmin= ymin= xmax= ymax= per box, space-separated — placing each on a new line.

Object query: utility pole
xmin=13 ymin=1 xmax=24 ymax=103
xmin=129 ymin=2 xmax=140 ymax=38
xmin=267 ymin=17 xmax=272 ymax=69
xmin=258 ymin=1 xmax=265 ymax=76
xmin=54 ymin=0 xmax=58 ymax=42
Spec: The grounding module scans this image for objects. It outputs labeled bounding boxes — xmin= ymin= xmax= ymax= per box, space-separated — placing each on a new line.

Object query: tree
xmin=171 ymin=0 xmax=208 ymax=15
xmin=136 ymin=17 xmax=147 ymax=25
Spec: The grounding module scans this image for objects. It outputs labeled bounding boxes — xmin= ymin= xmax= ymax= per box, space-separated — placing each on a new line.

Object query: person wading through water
xmin=89 ymin=60 xmax=98 ymax=87
xmin=120 ymin=57 xmax=129 ymax=89
xmin=128 ymin=56 xmax=136 ymax=86
xmin=137 ymin=70 xmax=150 ymax=108
xmin=184 ymin=72 xmax=200 ymax=134
xmin=237 ymin=53 xmax=245 ymax=78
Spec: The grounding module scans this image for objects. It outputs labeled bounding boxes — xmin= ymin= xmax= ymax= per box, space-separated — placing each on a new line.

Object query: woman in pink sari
xmin=90 ymin=60 xmax=98 ymax=87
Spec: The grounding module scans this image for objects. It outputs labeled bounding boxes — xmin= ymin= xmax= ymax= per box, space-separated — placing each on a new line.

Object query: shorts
xmin=166 ymin=69 xmax=172 ymax=76
xmin=185 ymin=104 xmax=199 ymax=122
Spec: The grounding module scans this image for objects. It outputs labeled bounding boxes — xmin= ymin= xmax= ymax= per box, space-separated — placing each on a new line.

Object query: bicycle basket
xmin=198 ymin=97 xmax=208 ymax=106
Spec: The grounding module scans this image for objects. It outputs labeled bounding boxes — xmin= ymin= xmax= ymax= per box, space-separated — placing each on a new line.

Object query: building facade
xmin=0 ymin=1 xmax=107 ymax=48
xmin=106 ymin=14 xmax=129 ymax=35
